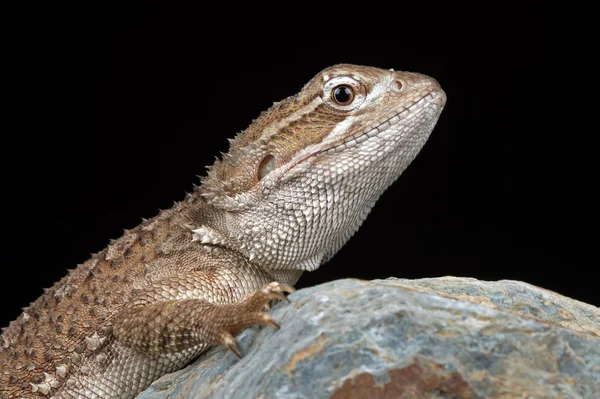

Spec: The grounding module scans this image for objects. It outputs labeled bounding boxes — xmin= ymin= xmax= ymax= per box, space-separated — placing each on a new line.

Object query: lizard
xmin=1 ymin=64 xmax=446 ymax=398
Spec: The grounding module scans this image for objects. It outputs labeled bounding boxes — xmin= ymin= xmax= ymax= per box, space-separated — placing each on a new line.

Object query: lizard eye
xmin=331 ymin=85 xmax=355 ymax=105
xmin=322 ymin=77 xmax=364 ymax=111
xmin=257 ymin=154 xmax=277 ymax=181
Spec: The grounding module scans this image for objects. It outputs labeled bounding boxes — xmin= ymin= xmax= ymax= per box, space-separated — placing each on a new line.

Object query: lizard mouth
xmin=319 ymin=90 xmax=445 ymax=155
xmin=287 ymin=89 xmax=445 ymax=170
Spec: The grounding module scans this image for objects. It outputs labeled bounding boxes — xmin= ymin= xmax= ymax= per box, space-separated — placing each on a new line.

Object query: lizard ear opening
xmin=257 ymin=154 xmax=277 ymax=181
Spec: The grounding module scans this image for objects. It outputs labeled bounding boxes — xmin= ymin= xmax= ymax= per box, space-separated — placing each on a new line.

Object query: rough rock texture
xmin=138 ymin=277 xmax=599 ymax=399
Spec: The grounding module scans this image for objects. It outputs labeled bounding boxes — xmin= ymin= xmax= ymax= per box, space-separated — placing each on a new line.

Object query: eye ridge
xmin=331 ymin=84 xmax=355 ymax=106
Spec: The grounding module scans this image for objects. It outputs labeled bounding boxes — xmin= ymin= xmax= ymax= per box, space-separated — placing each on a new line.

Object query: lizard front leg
xmin=112 ymin=270 xmax=294 ymax=357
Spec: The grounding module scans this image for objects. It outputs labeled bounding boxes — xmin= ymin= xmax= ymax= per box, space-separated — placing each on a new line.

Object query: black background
xmin=2 ymin=5 xmax=596 ymax=328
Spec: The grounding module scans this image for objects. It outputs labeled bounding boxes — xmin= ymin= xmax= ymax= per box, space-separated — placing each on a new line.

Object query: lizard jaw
xmin=284 ymin=88 xmax=446 ymax=174
xmin=321 ymin=90 xmax=446 ymax=155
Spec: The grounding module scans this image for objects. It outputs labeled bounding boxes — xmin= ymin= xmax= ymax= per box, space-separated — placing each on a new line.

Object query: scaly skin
xmin=1 ymin=64 xmax=446 ymax=398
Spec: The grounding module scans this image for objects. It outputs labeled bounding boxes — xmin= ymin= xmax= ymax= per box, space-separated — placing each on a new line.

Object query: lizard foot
xmin=217 ymin=281 xmax=295 ymax=357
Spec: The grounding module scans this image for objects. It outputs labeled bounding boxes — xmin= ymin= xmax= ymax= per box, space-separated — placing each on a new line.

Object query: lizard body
xmin=1 ymin=64 xmax=445 ymax=398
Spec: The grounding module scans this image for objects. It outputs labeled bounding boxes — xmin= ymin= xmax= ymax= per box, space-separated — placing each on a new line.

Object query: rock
xmin=138 ymin=277 xmax=600 ymax=399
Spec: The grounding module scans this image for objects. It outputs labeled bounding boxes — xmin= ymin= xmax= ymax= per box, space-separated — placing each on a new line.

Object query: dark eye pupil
xmin=333 ymin=86 xmax=352 ymax=104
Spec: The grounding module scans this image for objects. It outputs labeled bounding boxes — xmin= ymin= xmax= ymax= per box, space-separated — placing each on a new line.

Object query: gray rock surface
xmin=138 ymin=277 xmax=600 ymax=399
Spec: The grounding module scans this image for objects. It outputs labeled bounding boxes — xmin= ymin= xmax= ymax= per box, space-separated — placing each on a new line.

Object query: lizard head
xmin=199 ymin=64 xmax=446 ymax=271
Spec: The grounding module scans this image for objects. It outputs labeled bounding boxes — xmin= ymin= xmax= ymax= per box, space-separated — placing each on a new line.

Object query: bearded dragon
xmin=1 ymin=64 xmax=446 ymax=398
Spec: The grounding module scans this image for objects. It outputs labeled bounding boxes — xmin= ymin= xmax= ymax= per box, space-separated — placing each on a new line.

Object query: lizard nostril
xmin=391 ymin=79 xmax=404 ymax=93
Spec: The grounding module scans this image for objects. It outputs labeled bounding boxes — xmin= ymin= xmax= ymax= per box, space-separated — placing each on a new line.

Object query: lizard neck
xmin=181 ymin=194 xmax=305 ymax=284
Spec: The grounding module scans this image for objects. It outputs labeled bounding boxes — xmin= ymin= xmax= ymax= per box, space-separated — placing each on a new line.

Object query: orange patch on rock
xmin=282 ymin=333 xmax=329 ymax=377
xmin=331 ymin=357 xmax=474 ymax=399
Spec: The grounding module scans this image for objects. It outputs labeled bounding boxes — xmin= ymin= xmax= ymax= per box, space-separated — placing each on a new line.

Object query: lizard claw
xmin=266 ymin=292 xmax=289 ymax=303
xmin=213 ymin=281 xmax=293 ymax=356
xmin=259 ymin=312 xmax=280 ymax=330
xmin=243 ymin=281 xmax=295 ymax=309
xmin=221 ymin=332 xmax=242 ymax=358
xmin=265 ymin=281 xmax=295 ymax=295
